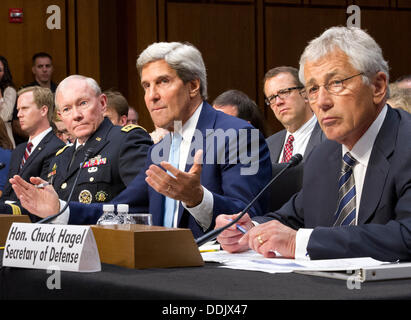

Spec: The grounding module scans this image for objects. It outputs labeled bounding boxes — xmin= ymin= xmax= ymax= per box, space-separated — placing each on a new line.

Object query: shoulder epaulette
xmin=55 ymin=145 xmax=70 ymax=156
xmin=121 ymin=124 xmax=147 ymax=133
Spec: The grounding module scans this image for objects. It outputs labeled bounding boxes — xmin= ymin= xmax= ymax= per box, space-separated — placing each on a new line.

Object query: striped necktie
xmin=163 ymin=133 xmax=182 ymax=227
xmin=20 ymin=142 xmax=33 ymax=169
xmin=333 ymin=152 xmax=357 ymax=226
xmin=281 ymin=134 xmax=294 ymax=163
xmin=69 ymin=144 xmax=84 ymax=170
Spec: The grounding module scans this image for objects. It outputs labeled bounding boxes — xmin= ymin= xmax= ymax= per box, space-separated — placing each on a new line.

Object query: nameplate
xmin=2 ymin=223 xmax=101 ymax=272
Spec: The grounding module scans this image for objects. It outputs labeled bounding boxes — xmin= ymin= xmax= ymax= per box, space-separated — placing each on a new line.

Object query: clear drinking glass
xmin=129 ymin=213 xmax=153 ymax=225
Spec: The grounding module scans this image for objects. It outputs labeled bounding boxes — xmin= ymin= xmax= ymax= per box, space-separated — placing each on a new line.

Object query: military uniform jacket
xmin=2 ymin=130 xmax=65 ymax=201
xmin=48 ymin=117 xmax=152 ymax=204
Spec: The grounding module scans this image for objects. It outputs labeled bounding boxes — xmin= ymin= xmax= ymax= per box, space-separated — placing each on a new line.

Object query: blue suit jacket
xmin=255 ymin=106 xmax=411 ymax=261
xmin=69 ymin=102 xmax=272 ymax=238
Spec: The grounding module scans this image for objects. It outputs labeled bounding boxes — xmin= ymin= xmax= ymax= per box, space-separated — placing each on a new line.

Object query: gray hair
xmin=55 ymin=75 xmax=102 ymax=110
xmin=299 ymin=27 xmax=390 ymax=92
xmin=136 ymin=42 xmax=208 ymax=100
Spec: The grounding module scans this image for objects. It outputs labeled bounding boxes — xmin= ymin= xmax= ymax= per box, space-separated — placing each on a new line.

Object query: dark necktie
xmin=20 ymin=142 xmax=33 ymax=169
xmin=333 ymin=152 xmax=357 ymax=226
xmin=281 ymin=134 xmax=294 ymax=163
xmin=69 ymin=144 xmax=84 ymax=170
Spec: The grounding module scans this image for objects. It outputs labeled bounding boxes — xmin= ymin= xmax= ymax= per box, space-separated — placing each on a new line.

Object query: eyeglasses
xmin=265 ymin=86 xmax=304 ymax=106
xmin=305 ymin=73 xmax=363 ymax=102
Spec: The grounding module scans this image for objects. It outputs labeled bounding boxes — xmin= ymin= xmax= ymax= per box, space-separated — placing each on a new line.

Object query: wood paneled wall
xmin=0 ymin=0 xmax=68 ymax=87
xmin=1 ymin=0 xmax=410 ymax=134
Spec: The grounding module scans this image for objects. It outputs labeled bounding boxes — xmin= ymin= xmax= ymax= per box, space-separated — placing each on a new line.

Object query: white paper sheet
xmin=201 ymin=250 xmax=387 ymax=274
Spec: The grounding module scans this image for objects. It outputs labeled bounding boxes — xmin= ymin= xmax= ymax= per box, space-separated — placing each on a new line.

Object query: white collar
xmin=29 ymin=127 xmax=52 ymax=150
xmin=342 ymin=104 xmax=388 ymax=165
xmin=286 ymin=115 xmax=316 ymax=140
xmin=173 ymin=101 xmax=203 ymax=142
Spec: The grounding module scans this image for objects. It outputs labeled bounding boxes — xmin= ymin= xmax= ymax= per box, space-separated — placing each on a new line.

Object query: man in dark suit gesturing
xmin=216 ymin=26 xmax=411 ymax=262
xmin=10 ymin=42 xmax=271 ymax=238
xmin=2 ymin=86 xmax=64 ymax=202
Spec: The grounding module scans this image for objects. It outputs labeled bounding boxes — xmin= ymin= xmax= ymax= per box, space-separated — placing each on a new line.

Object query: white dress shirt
xmin=278 ymin=115 xmax=317 ymax=162
xmin=295 ymin=105 xmax=388 ymax=259
xmin=29 ymin=127 xmax=53 ymax=155
xmin=172 ymin=101 xmax=214 ymax=230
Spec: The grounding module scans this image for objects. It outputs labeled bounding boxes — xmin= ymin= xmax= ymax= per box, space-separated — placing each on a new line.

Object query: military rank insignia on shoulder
xmin=121 ymin=124 xmax=147 ymax=133
xmin=56 ymin=145 xmax=70 ymax=156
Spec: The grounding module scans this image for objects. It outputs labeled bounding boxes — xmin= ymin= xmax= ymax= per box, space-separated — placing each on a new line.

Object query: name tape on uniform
xmin=2 ymin=223 xmax=101 ymax=272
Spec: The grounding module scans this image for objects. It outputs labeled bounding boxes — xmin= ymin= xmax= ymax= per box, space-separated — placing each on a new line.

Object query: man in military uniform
xmin=47 ymin=75 xmax=153 ymax=204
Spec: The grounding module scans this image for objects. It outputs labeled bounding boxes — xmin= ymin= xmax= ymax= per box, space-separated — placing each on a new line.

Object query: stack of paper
xmin=201 ymin=250 xmax=387 ymax=274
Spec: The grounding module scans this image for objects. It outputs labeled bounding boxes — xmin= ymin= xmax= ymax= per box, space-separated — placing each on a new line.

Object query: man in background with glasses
xmin=216 ymin=26 xmax=411 ymax=262
xmin=264 ymin=66 xmax=325 ymax=163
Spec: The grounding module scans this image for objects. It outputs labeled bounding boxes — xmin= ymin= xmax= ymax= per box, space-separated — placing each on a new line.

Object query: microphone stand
xmin=37 ymin=149 xmax=93 ymax=224
xmin=195 ymin=154 xmax=303 ymax=246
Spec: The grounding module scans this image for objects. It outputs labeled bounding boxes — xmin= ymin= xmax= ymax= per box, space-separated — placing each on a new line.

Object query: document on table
xmin=201 ymin=250 xmax=388 ymax=274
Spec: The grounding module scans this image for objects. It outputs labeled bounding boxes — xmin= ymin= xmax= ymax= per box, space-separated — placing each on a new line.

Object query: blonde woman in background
xmin=0 ymin=56 xmax=16 ymax=147
xmin=0 ymin=120 xmax=13 ymax=197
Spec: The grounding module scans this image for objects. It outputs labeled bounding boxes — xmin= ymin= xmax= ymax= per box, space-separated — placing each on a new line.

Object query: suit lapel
xmin=269 ymin=130 xmax=286 ymax=163
xmin=304 ymin=121 xmax=323 ymax=159
xmin=183 ymin=102 xmax=216 ymax=173
xmin=8 ymin=144 xmax=25 ymax=178
xmin=321 ymin=143 xmax=342 ymax=226
xmin=176 ymin=102 xmax=216 ymax=226
xmin=20 ymin=131 xmax=51 ymax=175
xmin=358 ymin=107 xmax=397 ymax=224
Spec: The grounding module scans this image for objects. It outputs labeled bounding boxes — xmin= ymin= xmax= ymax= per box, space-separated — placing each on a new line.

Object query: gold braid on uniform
xmin=7 ymin=203 xmax=22 ymax=216
xmin=121 ymin=124 xmax=147 ymax=132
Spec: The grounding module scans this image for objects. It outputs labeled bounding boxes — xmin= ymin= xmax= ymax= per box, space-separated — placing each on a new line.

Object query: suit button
xmin=61 ymin=182 xmax=67 ymax=189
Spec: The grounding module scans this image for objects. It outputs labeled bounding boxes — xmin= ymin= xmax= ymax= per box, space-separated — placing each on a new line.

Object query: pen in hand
xmin=228 ymin=218 xmax=247 ymax=234
xmin=35 ymin=182 xmax=50 ymax=189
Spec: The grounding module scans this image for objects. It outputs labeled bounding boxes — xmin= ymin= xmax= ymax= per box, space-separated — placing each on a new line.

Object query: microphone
xmin=37 ymin=148 xmax=94 ymax=224
xmin=195 ymin=153 xmax=303 ymax=246
xmin=0 ymin=162 xmax=6 ymax=170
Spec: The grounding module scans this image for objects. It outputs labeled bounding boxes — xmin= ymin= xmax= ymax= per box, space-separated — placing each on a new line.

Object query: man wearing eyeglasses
xmin=264 ymin=66 xmax=325 ymax=163
xmin=216 ymin=26 xmax=411 ymax=262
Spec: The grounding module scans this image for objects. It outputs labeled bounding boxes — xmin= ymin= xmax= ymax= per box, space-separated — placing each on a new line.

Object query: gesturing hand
xmin=10 ymin=175 xmax=60 ymax=218
xmin=145 ymin=150 xmax=204 ymax=207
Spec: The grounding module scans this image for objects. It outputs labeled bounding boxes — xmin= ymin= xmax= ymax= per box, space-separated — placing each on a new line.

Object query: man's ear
xmin=41 ymin=105 xmax=49 ymax=117
xmin=189 ymin=79 xmax=201 ymax=98
xmin=120 ymin=115 xmax=128 ymax=126
xmin=99 ymin=94 xmax=108 ymax=113
xmin=371 ymin=71 xmax=388 ymax=105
